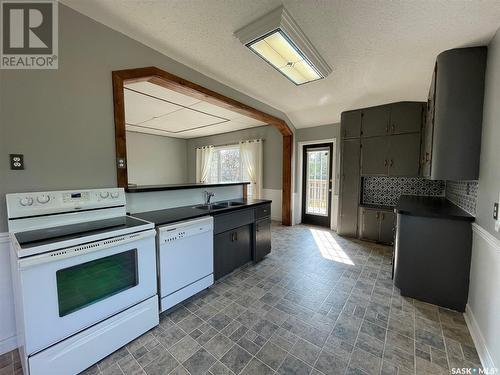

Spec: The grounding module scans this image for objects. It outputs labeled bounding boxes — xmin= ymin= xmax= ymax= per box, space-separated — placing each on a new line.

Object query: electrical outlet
xmin=9 ymin=154 xmax=24 ymax=170
xmin=494 ymin=203 xmax=499 ymax=220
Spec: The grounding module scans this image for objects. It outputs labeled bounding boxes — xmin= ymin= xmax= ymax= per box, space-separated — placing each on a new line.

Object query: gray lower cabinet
xmin=338 ymin=139 xmax=360 ymax=237
xmin=359 ymin=208 xmax=395 ymax=244
xmin=379 ymin=211 xmax=395 ymax=244
xmin=255 ymin=218 xmax=271 ymax=262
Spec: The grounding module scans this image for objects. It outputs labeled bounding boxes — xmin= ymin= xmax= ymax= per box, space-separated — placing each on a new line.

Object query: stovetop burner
xmin=15 ymin=216 xmax=147 ymax=249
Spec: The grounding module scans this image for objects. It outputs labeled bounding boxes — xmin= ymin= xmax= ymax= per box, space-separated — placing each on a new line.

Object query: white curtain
xmin=195 ymin=146 xmax=214 ymax=183
xmin=240 ymin=139 xmax=263 ymax=199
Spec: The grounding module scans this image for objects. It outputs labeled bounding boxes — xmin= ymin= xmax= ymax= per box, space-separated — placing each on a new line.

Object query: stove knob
xmin=20 ymin=197 xmax=33 ymax=206
xmin=100 ymin=192 xmax=110 ymax=199
xmin=37 ymin=195 xmax=50 ymax=204
xmin=111 ymin=192 xmax=119 ymax=199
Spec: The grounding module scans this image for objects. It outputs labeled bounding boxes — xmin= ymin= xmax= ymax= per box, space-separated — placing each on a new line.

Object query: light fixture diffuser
xmin=235 ymin=6 xmax=332 ymax=85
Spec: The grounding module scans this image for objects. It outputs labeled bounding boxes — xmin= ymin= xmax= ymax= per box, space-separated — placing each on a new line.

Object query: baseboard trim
xmin=472 ymin=223 xmax=500 ymax=251
xmin=0 ymin=233 xmax=11 ymax=244
xmin=464 ymin=304 xmax=495 ymax=369
xmin=0 ymin=335 xmax=17 ymax=355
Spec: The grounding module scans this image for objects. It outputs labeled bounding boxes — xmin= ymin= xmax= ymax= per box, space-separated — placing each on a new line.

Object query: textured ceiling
xmin=62 ymin=0 xmax=500 ymax=128
xmin=124 ymin=81 xmax=266 ymax=138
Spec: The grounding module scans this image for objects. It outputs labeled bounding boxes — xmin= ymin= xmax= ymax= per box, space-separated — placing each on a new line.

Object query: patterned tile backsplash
xmin=445 ymin=180 xmax=478 ymax=216
xmin=362 ymin=177 xmax=445 ymax=207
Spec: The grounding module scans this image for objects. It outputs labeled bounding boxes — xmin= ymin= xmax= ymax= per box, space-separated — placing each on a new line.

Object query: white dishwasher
xmin=158 ymin=216 xmax=214 ymax=312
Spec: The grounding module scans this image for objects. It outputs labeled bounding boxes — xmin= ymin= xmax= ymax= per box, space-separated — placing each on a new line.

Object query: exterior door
xmin=302 ymin=143 xmax=333 ymax=227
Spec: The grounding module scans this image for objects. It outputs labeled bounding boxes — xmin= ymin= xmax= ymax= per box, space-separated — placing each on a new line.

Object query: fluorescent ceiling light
xmin=235 ymin=6 xmax=332 ymax=85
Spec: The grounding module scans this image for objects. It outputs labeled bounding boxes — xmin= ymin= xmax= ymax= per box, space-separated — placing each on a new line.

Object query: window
xmin=208 ymin=145 xmax=243 ymax=184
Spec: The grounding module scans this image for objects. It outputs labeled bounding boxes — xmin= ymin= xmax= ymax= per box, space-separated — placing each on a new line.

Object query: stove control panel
xmin=6 ymin=188 xmax=126 ymax=219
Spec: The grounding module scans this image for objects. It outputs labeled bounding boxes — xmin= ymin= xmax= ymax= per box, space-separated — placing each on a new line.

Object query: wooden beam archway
xmin=112 ymin=66 xmax=293 ymax=225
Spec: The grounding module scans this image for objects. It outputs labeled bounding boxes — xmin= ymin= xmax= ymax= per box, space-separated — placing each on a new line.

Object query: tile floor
xmin=1 ymin=224 xmax=481 ymax=375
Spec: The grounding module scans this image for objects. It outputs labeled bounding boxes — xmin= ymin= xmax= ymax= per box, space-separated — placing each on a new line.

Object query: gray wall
xmin=0 ymin=4 xmax=293 ymax=232
xmin=295 ymin=123 xmax=341 ymax=192
xmin=126 ymin=131 xmax=188 ymax=186
xmin=476 ymin=29 xmax=500 ymax=240
xmin=186 ymin=126 xmax=282 ymax=190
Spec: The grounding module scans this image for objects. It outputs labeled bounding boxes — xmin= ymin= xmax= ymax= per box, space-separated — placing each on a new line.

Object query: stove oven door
xmin=16 ymin=229 xmax=157 ymax=355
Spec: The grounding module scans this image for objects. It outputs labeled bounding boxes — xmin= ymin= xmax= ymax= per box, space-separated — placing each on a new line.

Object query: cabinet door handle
xmin=425 ymin=152 xmax=430 ymax=162
xmin=381 ymin=213 xmax=385 ymax=220
xmin=385 ymin=125 xmax=389 ymax=133
xmin=384 ymin=159 xmax=388 ymax=167
xmin=390 ymin=159 xmax=394 ymax=167
xmin=391 ymin=124 xmax=395 ymax=133
xmin=376 ymin=212 xmax=380 ymax=219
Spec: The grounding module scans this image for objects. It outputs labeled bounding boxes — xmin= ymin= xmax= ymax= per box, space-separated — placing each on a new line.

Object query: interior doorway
xmin=301 ymin=143 xmax=333 ymax=227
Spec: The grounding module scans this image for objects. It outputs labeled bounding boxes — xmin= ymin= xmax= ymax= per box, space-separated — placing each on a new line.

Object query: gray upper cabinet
xmin=361 ymin=106 xmax=390 ymax=137
xmin=341 ymin=111 xmax=362 ymax=139
xmin=390 ymin=102 xmax=423 ymax=135
xmin=388 ymin=133 xmax=421 ymax=176
xmin=360 ymin=136 xmax=389 ymax=176
xmin=424 ymin=47 xmax=487 ymax=180
xmin=338 ymin=139 xmax=360 ymax=237
xmin=421 ymin=67 xmax=436 ymax=178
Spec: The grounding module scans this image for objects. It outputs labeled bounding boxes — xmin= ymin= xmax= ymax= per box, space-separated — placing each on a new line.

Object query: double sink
xmin=193 ymin=201 xmax=245 ymax=211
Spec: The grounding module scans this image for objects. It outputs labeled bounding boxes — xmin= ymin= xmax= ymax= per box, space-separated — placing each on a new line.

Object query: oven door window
xmin=56 ymin=249 xmax=138 ymax=317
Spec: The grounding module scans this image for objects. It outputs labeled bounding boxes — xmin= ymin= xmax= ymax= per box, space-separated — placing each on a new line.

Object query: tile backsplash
xmin=362 ymin=177 xmax=445 ymax=207
xmin=445 ymin=180 xmax=478 ymax=216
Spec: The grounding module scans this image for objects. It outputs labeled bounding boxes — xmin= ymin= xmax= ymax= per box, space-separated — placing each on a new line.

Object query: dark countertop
xmin=359 ymin=203 xmax=395 ymax=211
xmin=396 ymin=195 xmax=474 ymax=221
xmin=131 ymin=199 xmax=272 ymax=227
xmin=126 ymin=182 xmax=250 ymax=193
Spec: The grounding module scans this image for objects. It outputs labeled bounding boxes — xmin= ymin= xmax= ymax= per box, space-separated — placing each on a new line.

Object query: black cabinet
xmin=214 ymin=225 xmax=252 ymax=280
xmin=394 ymin=211 xmax=472 ymax=312
xmin=213 ymin=204 xmax=271 ymax=280
xmin=255 ymin=218 xmax=271 ymax=262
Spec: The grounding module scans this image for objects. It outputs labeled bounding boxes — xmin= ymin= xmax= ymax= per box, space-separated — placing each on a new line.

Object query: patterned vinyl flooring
xmin=0 ymin=223 xmax=481 ymax=375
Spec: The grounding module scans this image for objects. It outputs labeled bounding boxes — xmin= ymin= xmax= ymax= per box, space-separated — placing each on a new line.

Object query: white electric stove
xmin=6 ymin=188 xmax=159 ymax=375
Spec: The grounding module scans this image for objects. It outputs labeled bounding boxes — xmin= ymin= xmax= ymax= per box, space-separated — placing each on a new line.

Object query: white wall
xmin=126 ymin=132 xmax=188 ymax=186
xmin=0 ymin=235 xmax=16 ymax=354
xmin=466 ymin=26 xmax=500 ymax=369
xmin=126 ymin=185 xmax=243 ymax=214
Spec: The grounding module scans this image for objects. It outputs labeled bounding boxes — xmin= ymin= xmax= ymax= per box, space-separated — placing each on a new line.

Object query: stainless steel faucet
xmin=204 ymin=191 xmax=215 ymax=205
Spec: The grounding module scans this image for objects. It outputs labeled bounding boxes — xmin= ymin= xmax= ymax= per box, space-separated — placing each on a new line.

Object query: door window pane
xmin=305 ymin=148 xmax=330 ymax=216
xmin=56 ymin=249 xmax=138 ymax=317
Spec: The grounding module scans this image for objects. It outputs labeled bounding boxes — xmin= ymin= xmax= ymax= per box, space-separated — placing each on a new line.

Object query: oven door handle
xmin=17 ymin=229 xmax=157 ymax=269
